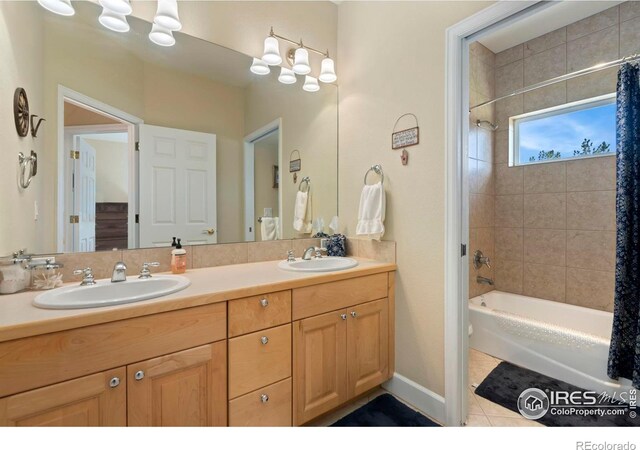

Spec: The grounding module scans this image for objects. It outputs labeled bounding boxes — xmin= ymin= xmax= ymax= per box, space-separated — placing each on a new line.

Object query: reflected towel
xmin=260 ymin=217 xmax=280 ymax=241
xmin=356 ymin=182 xmax=385 ymax=241
xmin=293 ymin=191 xmax=312 ymax=233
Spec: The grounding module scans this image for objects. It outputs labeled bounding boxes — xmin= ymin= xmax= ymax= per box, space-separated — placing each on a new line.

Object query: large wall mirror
xmin=1 ymin=1 xmax=337 ymax=255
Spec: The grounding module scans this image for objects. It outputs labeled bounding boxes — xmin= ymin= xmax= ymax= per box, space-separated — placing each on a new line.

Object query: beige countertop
xmin=0 ymin=258 xmax=395 ymax=343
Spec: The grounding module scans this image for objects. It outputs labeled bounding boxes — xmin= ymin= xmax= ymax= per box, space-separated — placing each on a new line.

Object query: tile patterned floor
xmin=466 ymin=349 xmax=543 ymax=427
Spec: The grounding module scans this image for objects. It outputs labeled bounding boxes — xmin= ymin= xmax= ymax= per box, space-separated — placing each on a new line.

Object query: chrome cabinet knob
xmin=350 ymin=311 xmax=357 ymax=318
xmin=340 ymin=313 xmax=347 ymax=320
xmin=109 ymin=377 xmax=120 ymax=388
xmin=134 ymin=370 xmax=145 ymax=380
xmin=260 ymin=394 xmax=269 ymax=403
xmin=260 ymin=336 xmax=269 ymax=345
xmin=260 ymin=298 xmax=269 ymax=308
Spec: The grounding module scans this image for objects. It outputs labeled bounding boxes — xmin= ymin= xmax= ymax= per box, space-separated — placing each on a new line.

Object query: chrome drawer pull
xmin=260 ymin=298 xmax=269 ymax=308
xmin=260 ymin=394 xmax=269 ymax=403
xmin=134 ymin=370 xmax=145 ymax=380
xmin=340 ymin=313 xmax=347 ymax=320
xmin=260 ymin=336 xmax=269 ymax=345
xmin=109 ymin=377 xmax=120 ymax=388
xmin=351 ymin=311 xmax=358 ymax=318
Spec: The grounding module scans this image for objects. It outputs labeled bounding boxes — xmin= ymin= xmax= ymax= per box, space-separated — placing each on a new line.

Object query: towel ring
xmin=299 ymin=176 xmax=311 ymax=193
xmin=364 ymin=164 xmax=384 ymax=185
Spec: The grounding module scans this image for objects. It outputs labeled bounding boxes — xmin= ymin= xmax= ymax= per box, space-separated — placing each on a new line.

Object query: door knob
xmin=203 ymin=228 xmax=215 ymax=235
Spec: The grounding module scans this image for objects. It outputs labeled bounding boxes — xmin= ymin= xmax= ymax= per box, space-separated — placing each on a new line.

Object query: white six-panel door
xmin=74 ymin=136 xmax=97 ymax=252
xmin=138 ymin=124 xmax=217 ymax=248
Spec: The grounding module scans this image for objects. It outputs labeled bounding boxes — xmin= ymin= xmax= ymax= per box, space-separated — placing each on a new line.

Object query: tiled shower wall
xmin=468 ymin=43 xmax=496 ymax=299
xmin=491 ymin=3 xmax=640 ymax=312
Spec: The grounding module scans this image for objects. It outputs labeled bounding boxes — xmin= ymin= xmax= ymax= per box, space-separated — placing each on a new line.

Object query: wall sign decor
xmin=392 ymin=113 xmax=419 ymax=166
xmin=14 ymin=88 xmax=30 ymax=137
xmin=289 ymin=149 xmax=301 ymax=183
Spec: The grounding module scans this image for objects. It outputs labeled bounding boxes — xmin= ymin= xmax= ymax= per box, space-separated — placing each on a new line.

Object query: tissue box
xmin=326 ymin=235 xmax=346 ymax=257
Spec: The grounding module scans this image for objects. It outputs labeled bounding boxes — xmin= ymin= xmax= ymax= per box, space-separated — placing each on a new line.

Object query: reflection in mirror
xmin=0 ymin=1 xmax=337 ymax=256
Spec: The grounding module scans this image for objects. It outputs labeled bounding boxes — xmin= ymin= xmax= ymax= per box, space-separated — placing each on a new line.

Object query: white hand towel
xmin=356 ymin=182 xmax=385 ymax=241
xmin=260 ymin=217 xmax=279 ymax=241
xmin=275 ymin=217 xmax=281 ymax=240
xmin=293 ymin=191 xmax=312 ymax=233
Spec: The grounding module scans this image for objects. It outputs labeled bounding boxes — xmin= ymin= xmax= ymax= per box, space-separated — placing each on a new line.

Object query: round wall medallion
xmin=14 ymin=87 xmax=30 ymax=137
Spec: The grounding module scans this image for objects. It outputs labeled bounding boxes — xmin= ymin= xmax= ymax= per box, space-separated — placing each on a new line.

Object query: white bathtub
xmin=469 ymin=290 xmax=632 ymax=398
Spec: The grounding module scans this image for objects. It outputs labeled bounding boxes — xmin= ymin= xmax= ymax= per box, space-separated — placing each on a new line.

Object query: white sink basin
xmin=278 ymin=257 xmax=358 ymax=273
xmin=33 ymin=275 xmax=191 ymax=310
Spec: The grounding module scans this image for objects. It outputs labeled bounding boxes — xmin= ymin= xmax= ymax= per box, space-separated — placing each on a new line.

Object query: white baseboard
xmin=382 ymin=373 xmax=446 ymax=425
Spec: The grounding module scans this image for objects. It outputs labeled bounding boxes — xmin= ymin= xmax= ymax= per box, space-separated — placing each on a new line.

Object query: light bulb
xmin=99 ymin=0 xmax=132 ymax=15
xmin=250 ymin=58 xmax=270 ymax=75
xmin=149 ymin=23 xmax=176 ymax=47
xmin=99 ymin=8 xmax=130 ymax=33
xmin=292 ymin=47 xmax=311 ymax=75
xmin=303 ymin=76 xmax=320 ymax=92
xmin=319 ymin=57 xmax=337 ymax=83
xmin=262 ymin=36 xmax=282 ymax=66
xmin=278 ymin=67 xmax=297 ymax=84
xmin=37 ymin=0 xmax=75 ymax=16
xmin=154 ymin=0 xmax=181 ymax=31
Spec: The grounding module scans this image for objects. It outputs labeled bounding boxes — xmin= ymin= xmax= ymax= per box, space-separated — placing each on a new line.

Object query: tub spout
xmin=476 ymin=275 xmax=494 ymax=286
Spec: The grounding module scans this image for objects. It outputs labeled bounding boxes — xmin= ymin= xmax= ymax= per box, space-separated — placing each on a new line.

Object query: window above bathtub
xmin=509 ymin=93 xmax=616 ymax=167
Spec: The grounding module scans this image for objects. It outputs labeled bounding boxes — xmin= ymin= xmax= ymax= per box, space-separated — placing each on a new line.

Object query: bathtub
xmin=469 ymin=290 xmax=633 ymax=398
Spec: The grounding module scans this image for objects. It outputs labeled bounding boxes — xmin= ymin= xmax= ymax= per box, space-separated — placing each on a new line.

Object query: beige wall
xmin=254 ymin=136 xmax=279 ymax=240
xmin=492 ymin=3 xmax=640 ymax=312
xmin=337 ymin=1 xmax=492 ymax=397
xmin=468 ymin=43 xmax=496 ymax=299
xmin=0 ymin=3 xmax=46 ymax=255
xmin=85 ymin=139 xmax=129 ymax=204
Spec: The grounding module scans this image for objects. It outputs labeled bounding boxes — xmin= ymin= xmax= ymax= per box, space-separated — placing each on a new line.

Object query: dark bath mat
xmin=475 ymin=361 xmax=640 ymax=427
xmin=331 ymin=393 xmax=440 ymax=427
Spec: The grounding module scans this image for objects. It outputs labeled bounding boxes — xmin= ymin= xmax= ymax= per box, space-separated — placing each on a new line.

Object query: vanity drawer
xmin=228 ymin=324 xmax=292 ymax=399
xmin=228 ymin=290 xmax=291 ymax=337
xmin=229 ymin=378 xmax=292 ymax=427
xmin=292 ymin=273 xmax=388 ymax=320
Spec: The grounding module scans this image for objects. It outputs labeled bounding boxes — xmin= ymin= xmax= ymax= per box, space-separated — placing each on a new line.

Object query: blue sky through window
xmin=518 ymin=102 xmax=616 ymax=164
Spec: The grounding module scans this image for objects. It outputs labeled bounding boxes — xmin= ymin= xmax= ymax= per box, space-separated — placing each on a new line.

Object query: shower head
xmin=476 ymin=120 xmax=499 ymax=131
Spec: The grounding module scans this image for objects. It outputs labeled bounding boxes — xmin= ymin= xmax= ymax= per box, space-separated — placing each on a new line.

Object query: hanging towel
xmin=260 ymin=217 xmax=280 ymax=241
xmin=356 ymin=182 xmax=385 ymax=241
xmin=293 ymin=191 xmax=312 ymax=233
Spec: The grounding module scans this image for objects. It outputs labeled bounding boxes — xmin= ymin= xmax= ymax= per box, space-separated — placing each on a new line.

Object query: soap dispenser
xmin=171 ymin=239 xmax=187 ymax=274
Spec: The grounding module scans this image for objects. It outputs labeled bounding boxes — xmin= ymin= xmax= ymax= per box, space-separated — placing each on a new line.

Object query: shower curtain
xmin=608 ymin=63 xmax=640 ymax=389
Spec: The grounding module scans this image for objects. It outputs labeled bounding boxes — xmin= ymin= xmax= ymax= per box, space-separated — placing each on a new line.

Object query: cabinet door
xmin=293 ymin=310 xmax=347 ymax=425
xmin=347 ymin=298 xmax=389 ymax=398
xmin=127 ymin=342 xmax=227 ymax=426
xmin=0 ymin=368 xmax=126 ymax=426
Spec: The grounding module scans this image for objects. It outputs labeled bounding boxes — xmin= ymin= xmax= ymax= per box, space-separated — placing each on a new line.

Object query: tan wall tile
xmin=495 ymin=164 xmax=523 ymax=195
xmin=566 ymin=230 xmax=616 ymax=271
xmin=495 ymin=195 xmax=523 ymax=228
xmin=567 ymin=25 xmax=619 ymax=72
xmin=55 ymin=250 xmax=124 ymax=281
xmin=566 ymin=156 xmax=616 ymax=191
xmin=566 ymin=268 xmax=615 ymax=312
xmin=495 ymin=130 xmax=509 ymax=164
xmin=346 ymin=238 xmax=359 ymax=257
xmin=247 ymin=240 xmax=293 ymax=262
xmin=566 ymin=67 xmax=617 ymax=102
xmin=523 ymin=83 xmax=567 ymax=113
xmin=524 ymin=193 xmax=566 ymax=229
xmin=621 ymin=1 xmax=640 ymax=21
xmin=524 ymin=28 xmax=567 ymax=57
xmin=476 ymin=160 xmax=494 ymax=194
xmin=523 ymin=162 xmax=566 ymax=193
xmin=357 ymin=239 xmax=396 ymax=263
xmin=192 ymin=243 xmax=248 ymax=268
xmin=496 ymin=95 xmax=523 ymax=130
xmin=468 ymin=119 xmax=478 ymax=159
xmin=122 ymin=246 xmax=179 ymax=276
xmin=620 ymin=17 xmax=640 ymax=57
xmin=495 ymin=44 xmax=523 ymax=68
xmin=524 ymin=229 xmax=566 ymax=266
xmin=470 ymin=194 xmax=494 ymax=228
xmin=523 ymin=263 xmax=566 ymax=302
xmin=524 ymin=44 xmax=566 ymax=85
xmin=495 ymin=60 xmax=523 ymax=97
xmin=566 ymin=6 xmax=619 ymax=41
xmin=470 ymin=42 xmax=496 ymax=67
xmin=566 ymin=191 xmax=616 ymax=231
xmin=494 ymin=227 xmax=523 ymax=262
xmin=494 ymin=259 xmax=523 ymax=294
xmin=477 ymin=128 xmax=494 ymax=163
xmin=475 ymin=60 xmax=495 ymax=99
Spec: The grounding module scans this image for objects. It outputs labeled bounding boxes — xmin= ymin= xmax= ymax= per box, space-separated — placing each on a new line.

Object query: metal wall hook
xmin=30 ymin=115 xmax=46 ymax=137
xmin=18 ymin=151 xmax=37 ymax=189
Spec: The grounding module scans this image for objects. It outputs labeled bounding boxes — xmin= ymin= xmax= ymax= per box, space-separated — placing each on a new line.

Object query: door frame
xmin=243 ymin=118 xmax=283 ymax=242
xmin=57 ymin=85 xmax=143 ymax=252
xmin=443 ymin=1 xmax=544 ymax=426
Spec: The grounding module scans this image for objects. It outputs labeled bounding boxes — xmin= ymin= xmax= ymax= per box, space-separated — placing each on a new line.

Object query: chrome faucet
xmin=302 ymin=246 xmax=315 ymax=261
xmin=476 ymin=276 xmax=494 ymax=286
xmin=139 ymin=262 xmax=160 ymax=279
xmin=286 ymin=250 xmax=296 ymax=263
xmin=111 ymin=261 xmax=127 ymax=283
xmin=473 ymin=250 xmax=491 ymax=270
xmin=73 ymin=267 xmax=96 ymax=286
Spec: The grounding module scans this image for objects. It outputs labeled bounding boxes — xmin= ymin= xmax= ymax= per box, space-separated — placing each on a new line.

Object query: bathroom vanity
xmin=0 ymin=258 xmax=395 ymax=427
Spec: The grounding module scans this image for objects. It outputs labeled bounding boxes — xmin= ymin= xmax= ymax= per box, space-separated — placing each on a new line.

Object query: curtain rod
xmin=469 ymin=53 xmax=640 ymax=111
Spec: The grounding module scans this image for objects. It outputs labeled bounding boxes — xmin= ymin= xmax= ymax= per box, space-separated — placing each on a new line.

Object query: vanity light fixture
xmin=98 ymin=0 xmax=132 ymax=16
xmin=149 ymin=23 xmax=176 ymax=47
xmin=37 ymin=0 xmax=75 ymax=16
xmin=262 ymin=37 xmax=282 ymax=65
xmin=250 ymin=58 xmax=271 ymax=75
xmin=319 ymin=57 xmax=337 ymax=83
xmin=278 ymin=67 xmax=297 ymax=84
xmin=99 ymin=8 xmax=130 ymax=33
xmin=292 ymin=48 xmax=311 ymax=75
xmin=153 ymin=0 xmax=182 ymax=31
xmin=302 ymin=76 xmax=320 ymax=92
